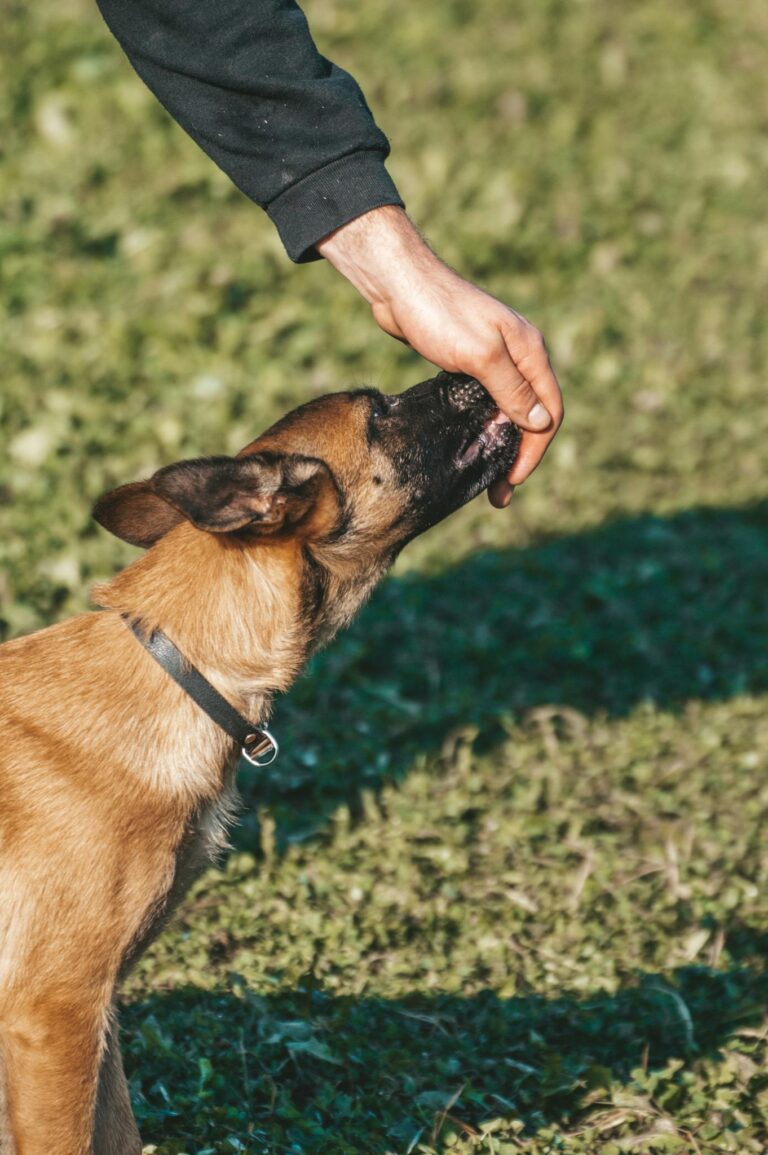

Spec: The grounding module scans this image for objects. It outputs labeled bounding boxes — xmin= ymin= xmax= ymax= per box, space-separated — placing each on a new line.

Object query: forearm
xmin=318 ymin=206 xmax=474 ymax=344
xmin=317 ymin=206 xmax=432 ymax=304
xmin=318 ymin=205 xmax=479 ymax=355
xmin=95 ymin=0 xmax=403 ymax=261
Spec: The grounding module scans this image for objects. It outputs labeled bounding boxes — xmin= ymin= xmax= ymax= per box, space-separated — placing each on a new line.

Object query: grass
xmin=2 ymin=0 xmax=768 ymax=1150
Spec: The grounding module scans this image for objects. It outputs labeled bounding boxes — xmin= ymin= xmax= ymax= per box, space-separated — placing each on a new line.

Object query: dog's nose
xmin=440 ymin=372 xmax=489 ymax=411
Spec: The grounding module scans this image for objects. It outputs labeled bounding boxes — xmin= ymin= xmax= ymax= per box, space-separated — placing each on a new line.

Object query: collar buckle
xmin=242 ymin=728 xmax=279 ymax=768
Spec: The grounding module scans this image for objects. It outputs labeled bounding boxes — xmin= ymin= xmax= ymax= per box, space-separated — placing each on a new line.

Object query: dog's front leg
xmin=1 ymin=1000 xmax=107 ymax=1155
xmin=92 ymin=1008 xmax=141 ymax=1155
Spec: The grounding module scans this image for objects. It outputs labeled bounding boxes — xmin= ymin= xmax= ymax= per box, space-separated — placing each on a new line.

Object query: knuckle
xmin=528 ymin=326 xmax=546 ymax=353
xmin=464 ymin=342 xmax=501 ymax=375
xmin=509 ymin=377 xmax=537 ymax=404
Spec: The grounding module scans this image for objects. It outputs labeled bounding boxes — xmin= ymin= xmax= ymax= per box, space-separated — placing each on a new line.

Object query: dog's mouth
xmin=384 ymin=372 xmax=523 ymax=521
xmin=458 ymin=408 xmax=515 ymax=467
xmin=432 ymin=372 xmax=520 ymax=479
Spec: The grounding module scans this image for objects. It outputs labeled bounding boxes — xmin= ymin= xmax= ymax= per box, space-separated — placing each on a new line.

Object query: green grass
xmin=2 ymin=0 xmax=768 ymax=1150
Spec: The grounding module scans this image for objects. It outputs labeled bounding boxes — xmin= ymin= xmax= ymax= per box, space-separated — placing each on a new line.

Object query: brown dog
xmin=0 ymin=371 xmax=519 ymax=1153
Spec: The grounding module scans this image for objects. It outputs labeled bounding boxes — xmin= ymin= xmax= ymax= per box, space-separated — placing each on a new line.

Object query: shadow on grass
xmin=123 ymin=962 xmax=768 ymax=1152
xmin=241 ymin=500 xmax=768 ymax=843
xmin=122 ymin=503 xmax=768 ymax=1149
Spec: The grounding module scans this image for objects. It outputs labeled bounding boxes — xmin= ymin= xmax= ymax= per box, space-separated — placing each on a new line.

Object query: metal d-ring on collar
xmin=124 ymin=617 xmax=279 ymax=768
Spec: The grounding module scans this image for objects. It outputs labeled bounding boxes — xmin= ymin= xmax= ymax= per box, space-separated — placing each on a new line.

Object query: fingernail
xmin=527 ymin=403 xmax=550 ymax=430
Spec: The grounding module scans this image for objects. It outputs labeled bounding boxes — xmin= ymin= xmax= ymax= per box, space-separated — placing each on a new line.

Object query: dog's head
xmin=94 ymin=372 xmax=520 ymax=566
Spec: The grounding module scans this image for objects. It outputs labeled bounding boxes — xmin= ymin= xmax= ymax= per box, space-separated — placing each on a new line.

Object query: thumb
xmin=478 ymin=354 xmax=552 ymax=431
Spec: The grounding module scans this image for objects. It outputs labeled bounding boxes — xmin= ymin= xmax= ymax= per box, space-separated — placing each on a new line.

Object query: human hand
xmin=317 ymin=206 xmax=563 ymax=507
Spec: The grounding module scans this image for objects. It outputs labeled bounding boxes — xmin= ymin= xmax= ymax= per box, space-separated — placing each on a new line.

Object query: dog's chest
xmin=123 ymin=777 xmax=241 ymax=977
xmin=173 ymin=778 xmax=241 ymax=894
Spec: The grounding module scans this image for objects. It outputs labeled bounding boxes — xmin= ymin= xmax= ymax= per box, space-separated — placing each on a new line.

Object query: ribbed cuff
xmin=267 ymin=150 xmax=404 ymax=264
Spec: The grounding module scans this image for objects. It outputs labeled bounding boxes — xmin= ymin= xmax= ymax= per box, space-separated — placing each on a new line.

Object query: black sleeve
xmin=95 ymin=0 xmax=404 ymax=263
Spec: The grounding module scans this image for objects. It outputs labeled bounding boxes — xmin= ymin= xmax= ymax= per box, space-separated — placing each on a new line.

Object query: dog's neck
xmin=91 ymin=522 xmax=389 ymax=741
xmin=93 ymin=523 xmax=308 ymax=718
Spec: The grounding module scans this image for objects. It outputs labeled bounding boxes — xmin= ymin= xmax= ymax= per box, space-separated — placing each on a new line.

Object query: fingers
xmin=504 ymin=426 xmax=558 ymax=488
xmin=478 ymin=360 xmax=546 ymax=508
xmin=500 ymin=326 xmax=563 ymax=487
xmin=470 ymin=330 xmax=561 ymax=502
xmin=476 ymin=338 xmax=553 ymax=433
xmin=488 ymin=477 xmax=514 ymax=508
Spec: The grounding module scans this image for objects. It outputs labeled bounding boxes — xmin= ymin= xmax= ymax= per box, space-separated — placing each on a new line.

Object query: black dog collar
xmin=124 ymin=617 xmax=279 ymax=767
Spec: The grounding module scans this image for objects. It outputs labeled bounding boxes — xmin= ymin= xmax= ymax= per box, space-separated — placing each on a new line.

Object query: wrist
xmin=316 ymin=205 xmax=436 ymax=307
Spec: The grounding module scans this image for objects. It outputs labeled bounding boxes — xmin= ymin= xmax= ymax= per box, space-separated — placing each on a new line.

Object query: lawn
xmin=2 ymin=0 xmax=768 ymax=1151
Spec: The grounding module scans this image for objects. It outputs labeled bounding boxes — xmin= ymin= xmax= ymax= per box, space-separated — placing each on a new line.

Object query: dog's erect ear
xmin=150 ymin=454 xmax=341 ymax=538
xmin=93 ymin=454 xmax=341 ymax=548
xmin=91 ymin=481 xmax=186 ymax=549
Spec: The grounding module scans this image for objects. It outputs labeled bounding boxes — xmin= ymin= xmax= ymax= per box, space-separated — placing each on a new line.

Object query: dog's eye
xmin=371 ymin=394 xmax=399 ymax=420
xmin=367 ymin=392 xmax=400 ymax=442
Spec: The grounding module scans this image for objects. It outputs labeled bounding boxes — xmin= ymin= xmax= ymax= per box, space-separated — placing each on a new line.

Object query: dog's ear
xmin=91 ymin=481 xmax=186 ymax=549
xmin=93 ymin=454 xmax=341 ymax=548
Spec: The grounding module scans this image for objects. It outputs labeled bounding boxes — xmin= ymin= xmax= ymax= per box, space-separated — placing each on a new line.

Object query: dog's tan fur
xmin=0 ymin=375 xmax=517 ymax=1152
xmin=0 ymin=388 xmax=404 ymax=1153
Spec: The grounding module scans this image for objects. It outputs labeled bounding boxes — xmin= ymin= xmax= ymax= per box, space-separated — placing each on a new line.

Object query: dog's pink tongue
xmin=482 ymin=409 xmax=512 ymax=439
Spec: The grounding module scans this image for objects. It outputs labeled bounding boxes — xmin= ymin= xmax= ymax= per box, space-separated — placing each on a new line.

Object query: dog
xmin=0 ymin=370 xmax=519 ymax=1153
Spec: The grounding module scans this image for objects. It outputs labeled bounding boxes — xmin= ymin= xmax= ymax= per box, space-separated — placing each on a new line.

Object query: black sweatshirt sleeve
xmin=95 ymin=0 xmax=404 ymax=262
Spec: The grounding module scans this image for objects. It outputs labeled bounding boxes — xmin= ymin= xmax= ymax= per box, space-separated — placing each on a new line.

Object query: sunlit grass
xmin=2 ymin=0 xmax=768 ymax=1150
